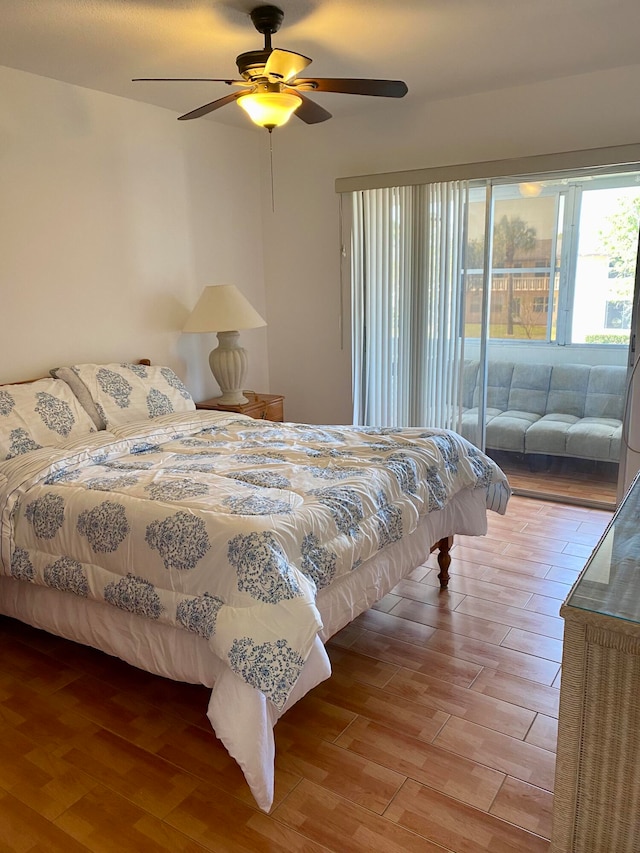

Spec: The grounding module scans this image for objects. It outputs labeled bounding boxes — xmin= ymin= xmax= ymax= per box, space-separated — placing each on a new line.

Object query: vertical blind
xmin=351 ymin=181 xmax=469 ymax=429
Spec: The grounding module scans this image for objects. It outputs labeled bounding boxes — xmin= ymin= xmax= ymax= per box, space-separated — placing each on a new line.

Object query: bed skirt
xmin=0 ymin=486 xmax=488 ymax=811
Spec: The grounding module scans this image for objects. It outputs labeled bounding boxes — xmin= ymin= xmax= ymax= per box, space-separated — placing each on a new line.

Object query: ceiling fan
xmin=133 ymin=4 xmax=408 ymax=130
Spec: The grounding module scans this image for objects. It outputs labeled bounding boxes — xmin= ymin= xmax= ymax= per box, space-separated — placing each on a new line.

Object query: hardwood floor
xmin=0 ymin=495 xmax=612 ymax=852
xmin=488 ymin=450 xmax=618 ymax=508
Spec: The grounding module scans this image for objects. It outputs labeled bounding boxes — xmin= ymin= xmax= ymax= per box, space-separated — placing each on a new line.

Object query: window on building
xmin=605 ymin=300 xmax=632 ymax=330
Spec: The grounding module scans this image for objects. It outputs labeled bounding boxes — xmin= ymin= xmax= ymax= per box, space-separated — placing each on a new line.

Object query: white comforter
xmin=0 ymin=411 xmax=510 ymax=806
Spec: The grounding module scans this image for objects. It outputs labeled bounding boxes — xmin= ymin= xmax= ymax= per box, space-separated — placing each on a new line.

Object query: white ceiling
xmin=3 ymin=0 xmax=640 ymax=127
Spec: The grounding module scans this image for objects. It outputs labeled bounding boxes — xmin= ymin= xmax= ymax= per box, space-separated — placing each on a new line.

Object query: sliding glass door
xmin=463 ymin=173 xmax=640 ymax=506
xmin=347 ymin=165 xmax=640 ymax=507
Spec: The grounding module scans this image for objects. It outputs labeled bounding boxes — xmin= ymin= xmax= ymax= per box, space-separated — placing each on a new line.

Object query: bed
xmin=0 ymin=360 xmax=510 ymax=811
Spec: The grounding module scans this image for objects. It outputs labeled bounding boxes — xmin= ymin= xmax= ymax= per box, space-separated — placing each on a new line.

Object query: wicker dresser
xmin=552 ymin=475 xmax=640 ymax=852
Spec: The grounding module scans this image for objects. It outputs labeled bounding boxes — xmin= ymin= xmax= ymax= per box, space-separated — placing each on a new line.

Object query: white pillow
xmin=52 ymin=363 xmax=195 ymax=429
xmin=0 ymin=378 xmax=97 ymax=460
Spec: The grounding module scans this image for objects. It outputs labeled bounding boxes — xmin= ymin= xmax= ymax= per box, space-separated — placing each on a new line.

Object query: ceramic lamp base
xmin=209 ymin=330 xmax=249 ymax=405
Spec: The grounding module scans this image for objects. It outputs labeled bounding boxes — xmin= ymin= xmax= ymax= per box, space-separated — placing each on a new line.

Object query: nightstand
xmin=196 ymin=392 xmax=284 ymax=422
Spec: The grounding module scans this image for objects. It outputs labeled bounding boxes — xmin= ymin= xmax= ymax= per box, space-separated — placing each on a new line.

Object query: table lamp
xmin=183 ymin=285 xmax=266 ymax=405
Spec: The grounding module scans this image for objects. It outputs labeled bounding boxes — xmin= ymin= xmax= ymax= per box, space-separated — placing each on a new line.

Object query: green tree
xmin=494 ymin=215 xmax=537 ymax=335
xmin=597 ymin=196 xmax=640 ymax=331
xmin=599 ymin=196 xmax=640 ymax=278
xmin=465 ymin=237 xmax=486 ymax=269
xmin=465 ymin=215 xmax=537 ymax=335
xmin=598 ymin=196 xmax=640 ymax=279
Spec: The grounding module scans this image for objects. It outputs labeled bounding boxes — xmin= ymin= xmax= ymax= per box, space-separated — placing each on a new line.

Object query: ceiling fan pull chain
xmin=269 ymin=130 xmax=275 ymax=213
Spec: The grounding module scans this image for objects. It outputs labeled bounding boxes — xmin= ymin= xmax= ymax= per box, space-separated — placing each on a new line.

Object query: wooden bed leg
xmin=435 ymin=536 xmax=453 ymax=589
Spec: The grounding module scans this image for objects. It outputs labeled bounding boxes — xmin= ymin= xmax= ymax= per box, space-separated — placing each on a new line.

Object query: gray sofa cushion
xmin=473 ymin=362 xmax=513 ymax=412
xmin=525 ymin=413 xmax=581 ymax=455
xmin=585 ymin=366 xmax=626 ymax=420
xmin=461 ymin=359 xmax=627 ymax=462
xmin=566 ymin=418 xmax=622 ymax=462
xmin=546 ymin=364 xmax=590 ymax=418
xmin=462 ymin=361 xmax=480 ymax=409
xmin=486 ymin=410 xmax=542 ymax=453
xmin=507 ymin=363 xmax=552 ymax=415
xmin=459 ymin=406 xmax=501 ymax=445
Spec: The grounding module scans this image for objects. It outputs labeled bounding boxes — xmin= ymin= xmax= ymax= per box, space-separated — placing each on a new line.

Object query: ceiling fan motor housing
xmin=250 ymin=5 xmax=284 ymax=36
xmin=237 ymin=6 xmax=285 ymax=81
xmin=236 ymin=49 xmax=273 ymax=81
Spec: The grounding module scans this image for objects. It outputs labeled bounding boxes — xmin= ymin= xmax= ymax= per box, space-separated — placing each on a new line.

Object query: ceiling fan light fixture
xmin=237 ymin=91 xmax=302 ymax=129
xmin=519 ymin=181 xmax=544 ymax=197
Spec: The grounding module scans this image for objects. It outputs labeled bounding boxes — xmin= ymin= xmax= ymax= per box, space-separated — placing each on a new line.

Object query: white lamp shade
xmin=237 ymin=92 xmax=302 ymax=128
xmin=183 ymin=285 xmax=266 ymax=333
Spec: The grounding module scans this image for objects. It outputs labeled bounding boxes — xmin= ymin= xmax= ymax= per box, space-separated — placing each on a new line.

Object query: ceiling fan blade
xmin=177 ymin=90 xmax=245 ymax=121
xmin=295 ymin=78 xmax=408 ymax=98
xmin=264 ymin=49 xmax=312 ymax=83
xmin=290 ymin=91 xmax=332 ymax=124
xmin=133 ymin=77 xmax=243 ymax=85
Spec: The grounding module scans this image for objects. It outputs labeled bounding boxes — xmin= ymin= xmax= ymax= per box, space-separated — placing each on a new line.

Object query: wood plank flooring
xmin=0 ymin=495 xmax=612 ymax=852
xmin=489 ymin=451 xmax=618 ymax=508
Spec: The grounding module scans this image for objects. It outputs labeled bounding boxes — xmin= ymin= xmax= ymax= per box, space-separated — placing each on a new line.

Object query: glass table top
xmin=565 ymin=471 xmax=640 ymax=625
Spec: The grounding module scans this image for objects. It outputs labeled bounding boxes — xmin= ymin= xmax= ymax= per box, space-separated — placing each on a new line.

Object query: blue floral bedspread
xmin=0 ymin=412 xmax=510 ymax=709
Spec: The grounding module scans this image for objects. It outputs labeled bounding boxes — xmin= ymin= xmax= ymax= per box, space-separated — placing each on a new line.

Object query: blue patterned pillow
xmin=0 ymin=378 xmax=97 ymax=461
xmin=52 ymin=363 xmax=195 ymax=429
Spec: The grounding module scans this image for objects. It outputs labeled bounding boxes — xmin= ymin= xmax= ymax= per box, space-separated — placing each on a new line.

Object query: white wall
xmin=4 ymin=62 xmax=640 ymax=424
xmin=0 ymin=65 xmax=267 ymax=402
xmin=263 ymin=64 xmax=640 ymax=424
